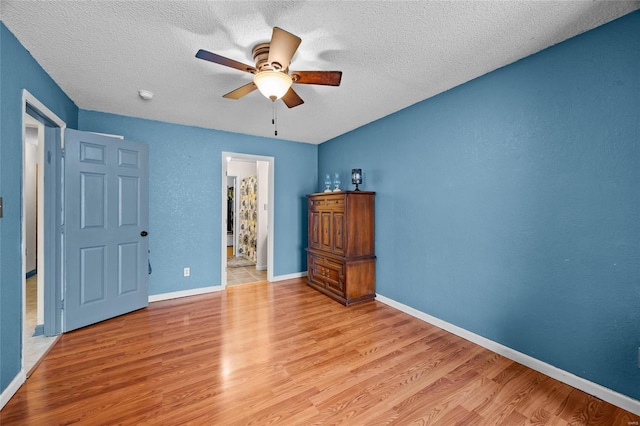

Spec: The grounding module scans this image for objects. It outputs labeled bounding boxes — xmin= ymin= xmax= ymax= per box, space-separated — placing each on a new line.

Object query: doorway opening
xmin=221 ymin=153 xmax=274 ymax=287
xmin=21 ymin=90 xmax=65 ymax=376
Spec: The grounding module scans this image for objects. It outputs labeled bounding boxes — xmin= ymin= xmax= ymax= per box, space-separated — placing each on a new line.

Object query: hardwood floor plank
xmin=1 ymin=279 xmax=637 ymax=425
xmin=515 ymin=376 xmax=574 ymax=419
xmin=431 ymin=404 xmax=485 ymax=426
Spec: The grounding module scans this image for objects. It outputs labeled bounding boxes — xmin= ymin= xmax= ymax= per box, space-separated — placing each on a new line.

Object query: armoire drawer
xmin=308 ymin=254 xmax=345 ymax=298
xmin=309 ymin=194 xmax=345 ymax=211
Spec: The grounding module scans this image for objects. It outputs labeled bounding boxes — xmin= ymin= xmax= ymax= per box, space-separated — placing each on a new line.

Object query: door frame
xmin=221 ymin=152 xmax=274 ymax=286
xmin=21 ymin=90 xmax=66 ymax=371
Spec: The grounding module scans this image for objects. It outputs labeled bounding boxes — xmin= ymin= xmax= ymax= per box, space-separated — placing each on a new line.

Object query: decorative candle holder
xmin=333 ymin=173 xmax=341 ymax=192
xmin=324 ymin=174 xmax=332 ymax=192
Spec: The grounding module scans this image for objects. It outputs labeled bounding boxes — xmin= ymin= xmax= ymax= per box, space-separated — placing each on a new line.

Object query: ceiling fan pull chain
xmin=273 ymin=100 xmax=278 ymax=136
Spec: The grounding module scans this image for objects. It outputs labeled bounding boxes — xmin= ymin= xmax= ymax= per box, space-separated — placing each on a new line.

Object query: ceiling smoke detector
xmin=138 ymin=90 xmax=153 ymax=100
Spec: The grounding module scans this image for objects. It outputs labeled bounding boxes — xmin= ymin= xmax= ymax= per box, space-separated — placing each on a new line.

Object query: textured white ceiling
xmin=2 ymin=1 xmax=638 ymax=144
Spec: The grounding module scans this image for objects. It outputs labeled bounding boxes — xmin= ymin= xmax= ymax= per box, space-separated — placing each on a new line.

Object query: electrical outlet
xmin=183 ymin=267 xmax=190 ymax=277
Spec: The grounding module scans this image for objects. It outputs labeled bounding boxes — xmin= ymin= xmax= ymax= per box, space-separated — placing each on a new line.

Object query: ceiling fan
xmin=196 ymin=27 xmax=342 ymax=108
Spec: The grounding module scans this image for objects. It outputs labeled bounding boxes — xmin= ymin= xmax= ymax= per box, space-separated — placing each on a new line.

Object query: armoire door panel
xmin=309 ymin=211 xmax=320 ymax=249
xmin=321 ymin=211 xmax=332 ymax=251
xmin=333 ymin=212 xmax=345 ymax=255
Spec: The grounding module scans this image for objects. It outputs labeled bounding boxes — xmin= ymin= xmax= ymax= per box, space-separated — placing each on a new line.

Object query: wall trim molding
xmin=149 ymin=286 xmax=223 ymax=303
xmin=0 ymin=370 xmax=26 ymax=411
xmin=271 ymin=271 xmax=308 ymax=282
xmin=375 ymin=293 xmax=640 ymax=416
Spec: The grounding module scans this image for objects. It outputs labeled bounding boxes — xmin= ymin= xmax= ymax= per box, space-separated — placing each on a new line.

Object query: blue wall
xmin=78 ymin=111 xmax=317 ymax=295
xmin=0 ymin=23 xmax=79 ymax=391
xmin=319 ymin=11 xmax=640 ymax=400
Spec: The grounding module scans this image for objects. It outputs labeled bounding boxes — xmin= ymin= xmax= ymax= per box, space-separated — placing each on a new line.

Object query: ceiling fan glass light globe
xmin=253 ymin=70 xmax=292 ymax=101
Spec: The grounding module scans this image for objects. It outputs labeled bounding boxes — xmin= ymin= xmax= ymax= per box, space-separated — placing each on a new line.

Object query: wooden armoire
xmin=306 ymin=191 xmax=376 ymax=305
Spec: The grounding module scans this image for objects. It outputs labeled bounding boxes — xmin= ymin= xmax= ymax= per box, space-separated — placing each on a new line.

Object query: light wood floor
xmin=2 ymin=279 xmax=637 ymax=425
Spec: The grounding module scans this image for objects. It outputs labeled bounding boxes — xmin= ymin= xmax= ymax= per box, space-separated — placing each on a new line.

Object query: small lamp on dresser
xmin=351 ymin=169 xmax=362 ymax=191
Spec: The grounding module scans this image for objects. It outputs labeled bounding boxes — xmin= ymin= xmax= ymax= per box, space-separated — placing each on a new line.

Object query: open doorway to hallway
xmin=22 ymin=112 xmax=56 ymax=376
xmin=221 ymin=153 xmax=274 ymax=287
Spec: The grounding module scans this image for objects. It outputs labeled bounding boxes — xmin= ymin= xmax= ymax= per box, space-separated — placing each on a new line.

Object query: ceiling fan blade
xmin=291 ymin=71 xmax=342 ymax=86
xmin=268 ymin=27 xmax=301 ymax=71
xmin=281 ymin=87 xmax=304 ymax=108
xmin=223 ymin=82 xmax=258 ymax=100
xmin=196 ymin=49 xmax=256 ymax=74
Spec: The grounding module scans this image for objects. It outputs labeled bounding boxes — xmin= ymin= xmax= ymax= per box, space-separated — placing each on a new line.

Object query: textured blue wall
xmin=319 ymin=11 xmax=640 ymax=401
xmin=78 ymin=111 xmax=317 ymax=295
xmin=2 ymin=10 xmax=639 ymax=405
xmin=0 ymin=22 xmax=79 ymax=392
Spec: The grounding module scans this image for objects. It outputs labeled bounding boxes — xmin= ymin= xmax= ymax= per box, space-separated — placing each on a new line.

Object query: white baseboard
xmin=0 ymin=370 xmax=26 ymax=411
xmin=149 ymin=285 xmax=223 ymax=303
xmin=256 ymin=264 xmax=267 ymax=271
xmin=271 ymin=271 xmax=308 ymax=282
xmin=375 ymin=293 xmax=640 ymax=416
xmin=148 ymin=272 xmax=309 ymax=303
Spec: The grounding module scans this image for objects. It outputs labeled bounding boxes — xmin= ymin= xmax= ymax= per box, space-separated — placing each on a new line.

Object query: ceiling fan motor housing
xmin=253 ymin=43 xmax=283 ymax=71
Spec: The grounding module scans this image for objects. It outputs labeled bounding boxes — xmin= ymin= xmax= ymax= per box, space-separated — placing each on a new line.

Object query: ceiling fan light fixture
xmin=253 ymin=70 xmax=292 ymax=101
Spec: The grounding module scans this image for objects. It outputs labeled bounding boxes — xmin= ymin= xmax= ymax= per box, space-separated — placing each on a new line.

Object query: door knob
xmin=141 ymin=231 xmax=148 ymax=237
